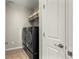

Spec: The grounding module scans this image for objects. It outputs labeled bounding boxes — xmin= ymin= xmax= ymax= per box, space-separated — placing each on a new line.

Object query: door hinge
xmin=43 ymin=4 xmax=45 ymax=9
xmin=67 ymin=51 xmax=73 ymax=57
xmin=43 ymin=32 xmax=45 ymax=37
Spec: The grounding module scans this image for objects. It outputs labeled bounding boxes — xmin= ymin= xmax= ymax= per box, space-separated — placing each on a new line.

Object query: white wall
xmin=6 ymin=3 xmax=31 ymax=50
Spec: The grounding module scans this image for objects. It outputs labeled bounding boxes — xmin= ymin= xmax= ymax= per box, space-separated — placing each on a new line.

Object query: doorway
xmin=6 ymin=0 xmax=39 ymax=59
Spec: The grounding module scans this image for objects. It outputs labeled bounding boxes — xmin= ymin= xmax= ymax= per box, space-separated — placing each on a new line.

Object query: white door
xmin=41 ymin=0 xmax=66 ymax=59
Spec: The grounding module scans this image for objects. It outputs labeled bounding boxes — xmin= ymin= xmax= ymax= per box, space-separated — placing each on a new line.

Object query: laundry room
xmin=6 ymin=0 xmax=39 ymax=59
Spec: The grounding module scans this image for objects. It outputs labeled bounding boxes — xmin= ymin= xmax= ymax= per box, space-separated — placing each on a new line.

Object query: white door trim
xmin=66 ymin=0 xmax=73 ymax=59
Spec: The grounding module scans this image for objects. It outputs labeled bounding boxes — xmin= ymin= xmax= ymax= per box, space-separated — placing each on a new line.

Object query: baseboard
xmin=6 ymin=47 xmax=22 ymax=51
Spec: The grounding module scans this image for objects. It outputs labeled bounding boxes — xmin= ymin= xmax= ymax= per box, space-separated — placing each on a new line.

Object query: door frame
xmin=39 ymin=0 xmax=73 ymax=59
xmin=65 ymin=0 xmax=73 ymax=59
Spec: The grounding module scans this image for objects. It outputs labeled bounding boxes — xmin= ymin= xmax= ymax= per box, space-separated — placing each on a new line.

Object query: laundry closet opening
xmin=6 ymin=0 xmax=39 ymax=59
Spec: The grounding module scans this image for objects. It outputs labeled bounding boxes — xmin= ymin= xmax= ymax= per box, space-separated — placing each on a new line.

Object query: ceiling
xmin=6 ymin=0 xmax=39 ymax=11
